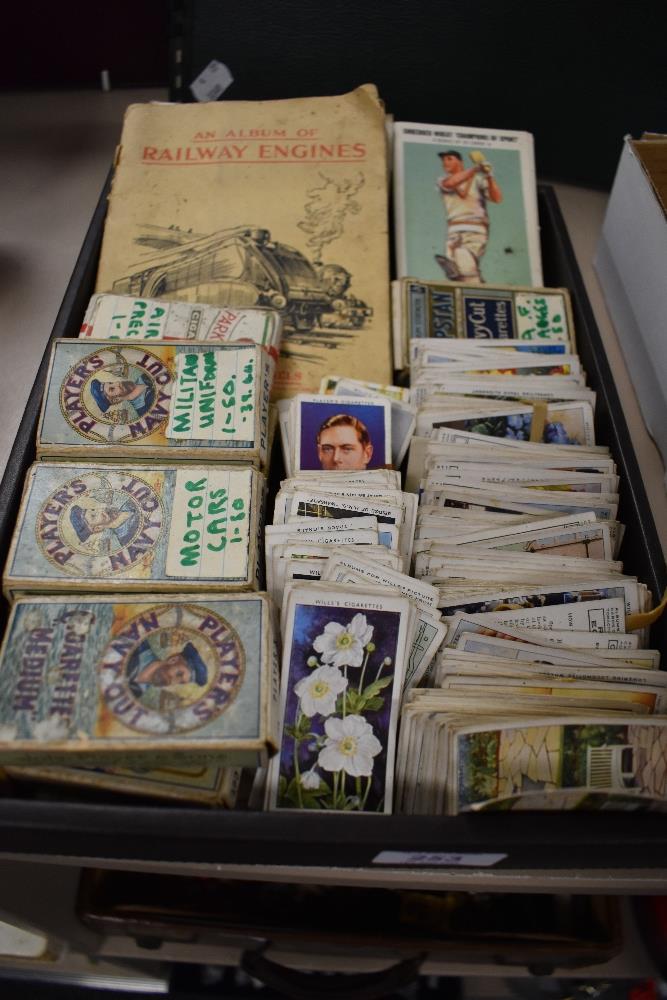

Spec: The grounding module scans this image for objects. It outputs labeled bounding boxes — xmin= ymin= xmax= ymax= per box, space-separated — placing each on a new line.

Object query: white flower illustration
xmin=312 ymin=613 xmax=374 ymax=669
xmin=294 ymin=664 xmax=347 ymax=718
xmin=318 ymin=714 xmax=382 ymax=777
xmin=300 ymin=768 xmax=322 ymax=790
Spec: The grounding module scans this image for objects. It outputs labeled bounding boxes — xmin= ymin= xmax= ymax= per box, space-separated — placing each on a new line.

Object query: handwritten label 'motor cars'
xmin=166 ymin=468 xmax=251 ymax=580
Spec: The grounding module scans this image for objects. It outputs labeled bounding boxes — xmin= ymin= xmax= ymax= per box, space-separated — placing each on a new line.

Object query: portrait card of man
xmin=294 ymin=395 xmax=392 ymax=472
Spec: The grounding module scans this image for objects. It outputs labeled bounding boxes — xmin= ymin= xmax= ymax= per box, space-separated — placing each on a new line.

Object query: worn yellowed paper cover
xmin=96 ymin=86 xmax=392 ymax=397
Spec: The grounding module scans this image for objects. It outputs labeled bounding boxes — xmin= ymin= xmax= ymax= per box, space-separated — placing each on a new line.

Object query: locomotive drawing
xmin=110 ymin=226 xmax=372 ymax=335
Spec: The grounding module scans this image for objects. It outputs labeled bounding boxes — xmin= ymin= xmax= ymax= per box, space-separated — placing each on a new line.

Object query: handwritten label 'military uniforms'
xmin=0 ymin=594 xmax=279 ymax=768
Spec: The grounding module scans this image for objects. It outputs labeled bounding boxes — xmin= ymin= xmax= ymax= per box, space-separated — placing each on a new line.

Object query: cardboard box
xmin=594 ymin=136 xmax=667 ymax=484
xmin=4 ymin=463 xmax=266 ymax=600
xmin=36 ymin=340 xmax=272 ymax=469
xmin=0 ymin=593 xmax=279 ymax=769
xmin=7 ymin=762 xmax=241 ymax=807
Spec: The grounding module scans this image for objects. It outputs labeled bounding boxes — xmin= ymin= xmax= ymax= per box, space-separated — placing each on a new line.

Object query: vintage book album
xmin=95 ymin=87 xmax=392 ymax=397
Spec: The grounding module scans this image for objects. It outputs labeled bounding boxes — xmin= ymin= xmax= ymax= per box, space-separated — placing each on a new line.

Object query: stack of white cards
xmin=395 ymin=332 xmax=667 ymax=814
xmin=410 ymin=340 xmax=596 ymax=449
xmin=270 ymin=468 xmax=417 ymax=588
xmin=265 ymin=465 xmax=450 ymax=813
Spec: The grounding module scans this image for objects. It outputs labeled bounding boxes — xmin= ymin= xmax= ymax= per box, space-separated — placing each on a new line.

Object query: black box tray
xmin=0 ymin=184 xmax=665 ymax=873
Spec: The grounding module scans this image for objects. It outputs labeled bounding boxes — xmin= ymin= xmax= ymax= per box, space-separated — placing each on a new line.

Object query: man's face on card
xmin=83 ymin=505 xmax=117 ymax=531
xmin=441 ymin=154 xmax=462 ymax=175
xmin=317 ymin=425 xmax=373 ymax=470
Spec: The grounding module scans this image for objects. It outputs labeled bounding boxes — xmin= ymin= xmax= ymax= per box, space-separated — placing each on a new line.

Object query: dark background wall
xmin=2 ymin=1 xmax=168 ymax=90
xmin=171 ymin=0 xmax=666 ymax=188
xmin=2 ymin=0 xmax=664 ymax=189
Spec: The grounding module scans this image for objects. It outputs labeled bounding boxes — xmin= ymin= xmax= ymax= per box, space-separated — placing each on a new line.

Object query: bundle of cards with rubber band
xmin=80 ymin=293 xmax=283 ymax=363
xmin=410 ymin=341 xmax=596 ymax=449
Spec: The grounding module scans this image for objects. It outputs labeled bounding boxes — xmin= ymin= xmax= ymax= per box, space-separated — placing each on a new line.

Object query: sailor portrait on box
xmin=126 ymin=635 xmax=209 ymax=712
xmin=89 ymin=368 xmax=155 ymax=425
xmin=69 ymin=495 xmax=141 ymax=556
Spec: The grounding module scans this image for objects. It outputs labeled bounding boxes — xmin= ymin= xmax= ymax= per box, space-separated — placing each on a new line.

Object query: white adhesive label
xmin=373 ymin=851 xmax=507 ymax=867
xmin=190 ymin=60 xmax=234 ymax=102
xmin=166 ymin=468 xmax=252 ymax=579
xmin=84 ymin=296 xmax=274 ymax=346
xmin=515 ymin=292 xmax=569 ymax=342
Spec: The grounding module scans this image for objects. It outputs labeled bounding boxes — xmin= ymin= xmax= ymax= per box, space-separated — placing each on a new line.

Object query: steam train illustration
xmin=111 ymin=226 xmax=372 ymax=334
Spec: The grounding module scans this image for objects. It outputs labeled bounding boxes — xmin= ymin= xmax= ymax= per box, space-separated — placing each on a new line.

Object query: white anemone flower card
xmin=267 ymin=586 xmax=412 ymax=813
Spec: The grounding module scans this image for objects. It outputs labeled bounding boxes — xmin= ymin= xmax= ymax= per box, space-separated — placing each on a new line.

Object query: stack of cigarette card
xmin=394 ymin=318 xmax=667 ymax=812
xmin=271 ymin=468 xmax=417 ymax=583
xmin=265 ymin=446 xmax=448 ymax=811
xmin=392 ymin=277 xmax=575 ymax=371
xmin=266 ymin=583 xmax=425 ymax=814
xmin=397 ymin=711 xmax=667 ymax=815
xmin=410 ymin=350 xmax=596 ymax=450
xmin=80 ymin=293 xmax=283 ymax=362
